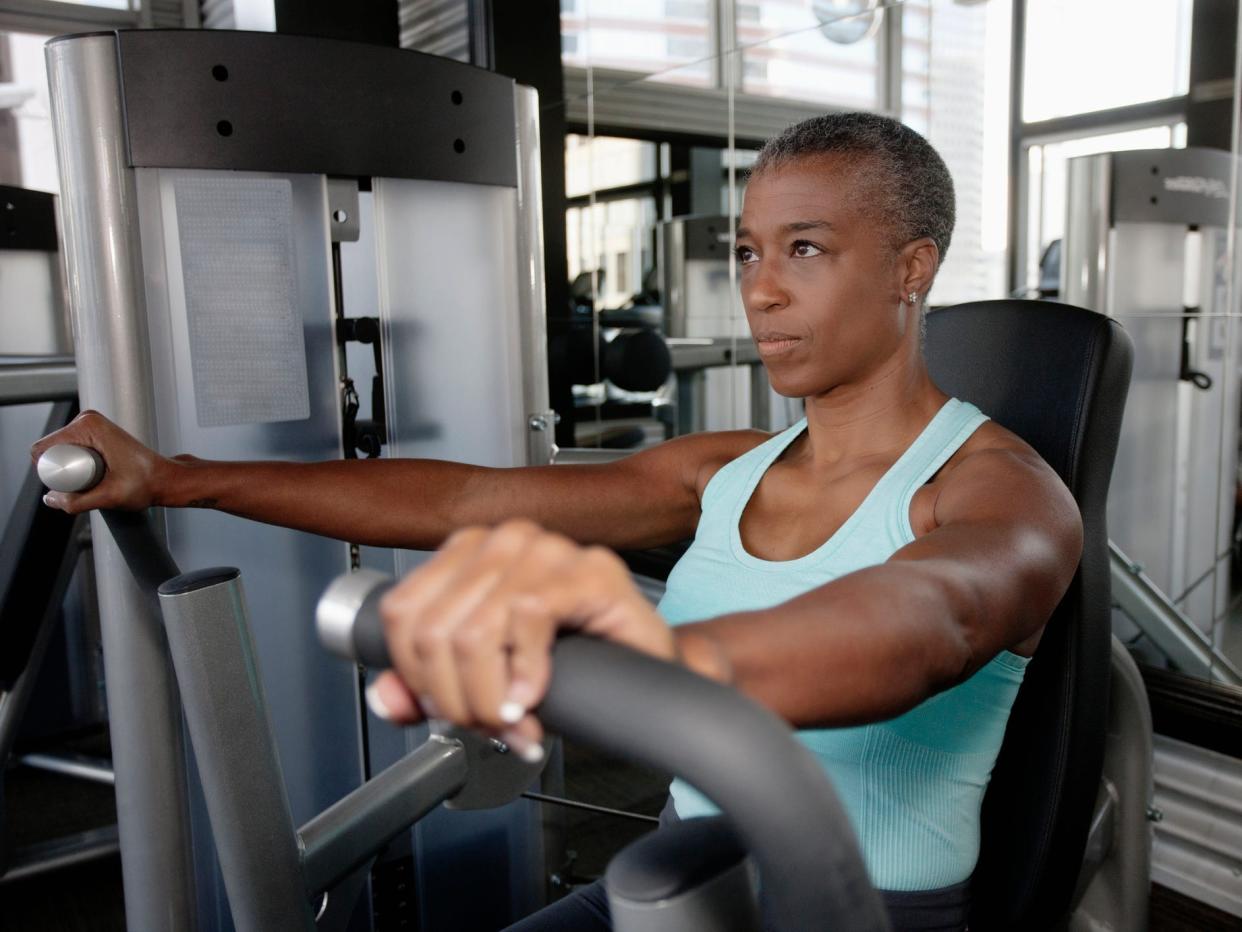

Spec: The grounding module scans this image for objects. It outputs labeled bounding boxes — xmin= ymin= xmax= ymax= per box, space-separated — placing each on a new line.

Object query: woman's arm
xmin=676 ymin=446 xmax=1083 ymax=727
xmin=31 ymin=410 xmax=762 ymax=551
xmin=365 ymin=441 xmax=1082 ymax=758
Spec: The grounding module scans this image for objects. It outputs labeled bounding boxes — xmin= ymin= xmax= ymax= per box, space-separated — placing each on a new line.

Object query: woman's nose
xmin=744 ymin=260 xmax=788 ymax=314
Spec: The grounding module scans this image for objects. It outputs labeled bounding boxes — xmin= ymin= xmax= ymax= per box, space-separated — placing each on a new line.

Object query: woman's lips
xmin=755 ymin=335 xmax=802 ymax=356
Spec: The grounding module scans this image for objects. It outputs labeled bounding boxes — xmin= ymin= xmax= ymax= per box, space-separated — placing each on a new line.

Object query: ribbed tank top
xmin=657 ymin=398 xmax=1029 ymax=891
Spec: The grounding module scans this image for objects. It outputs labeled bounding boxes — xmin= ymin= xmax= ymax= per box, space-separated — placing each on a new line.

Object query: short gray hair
xmin=751 ymin=112 xmax=955 ymax=263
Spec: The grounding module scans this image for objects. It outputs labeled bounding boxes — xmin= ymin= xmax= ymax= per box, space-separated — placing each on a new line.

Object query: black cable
xmin=521 ymin=791 xmax=659 ymax=825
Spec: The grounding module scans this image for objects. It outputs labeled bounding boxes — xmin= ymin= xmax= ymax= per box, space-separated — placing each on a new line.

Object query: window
xmin=1022 ymin=123 xmax=1183 ymax=292
xmin=561 ymin=0 xmax=713 ymax=86
xmin=565 ymin=134 xmax=658 ymax=200
xmin=1023 ymin=0 xmax=1192 ymax=122
xmin=665 ymin=0 xmax=704 ymax=19
xmin=738 ymin=1 xmax=879 ymax=109
xmin=565 ymin=197 xmax=658 ymax=311
xmin=902 ymin=0 xmax=1012 ymax=305
xmin=613 ymin=248 xmax=631 ymax=296
xmin=0 ymin=31 xmax=59 ymax=194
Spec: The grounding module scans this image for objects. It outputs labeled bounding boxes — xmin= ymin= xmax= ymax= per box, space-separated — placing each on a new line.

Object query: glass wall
xmin=559 ymin=0 xmax=1012 ymax=448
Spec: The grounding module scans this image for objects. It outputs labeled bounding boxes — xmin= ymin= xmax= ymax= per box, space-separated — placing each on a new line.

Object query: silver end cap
xmin=37 ymin=443 xmax=104 ymax=493
xmin=316 ymin=568 xmax=391 ymax=660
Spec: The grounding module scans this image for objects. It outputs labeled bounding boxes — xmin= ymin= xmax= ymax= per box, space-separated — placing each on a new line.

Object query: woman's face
xmin=736 ymin=153 xmax=920 ymax=399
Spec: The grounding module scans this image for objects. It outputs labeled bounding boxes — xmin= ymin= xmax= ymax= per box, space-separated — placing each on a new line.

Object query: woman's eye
xmin=792 ymin=241 xmax=823 ymax=258
xmin=734 ymin=246 xmax=757 ymax=264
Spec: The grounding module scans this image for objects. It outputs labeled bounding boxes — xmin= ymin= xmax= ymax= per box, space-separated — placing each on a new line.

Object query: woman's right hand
xmin=30 ymin=410 xmax=174 ymax=514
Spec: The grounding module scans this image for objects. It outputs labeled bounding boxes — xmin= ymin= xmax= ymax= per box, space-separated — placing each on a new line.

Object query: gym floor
xmin=0 ymin=733 xmax=668 ymax=932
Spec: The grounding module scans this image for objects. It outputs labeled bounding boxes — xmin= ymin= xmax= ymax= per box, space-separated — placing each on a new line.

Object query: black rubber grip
xmin=353 ymin=583 xmax=392 ymax=668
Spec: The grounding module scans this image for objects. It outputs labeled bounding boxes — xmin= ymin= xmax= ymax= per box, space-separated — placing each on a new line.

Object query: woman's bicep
xmin=459 ymin=430 xmax=764 ymax=549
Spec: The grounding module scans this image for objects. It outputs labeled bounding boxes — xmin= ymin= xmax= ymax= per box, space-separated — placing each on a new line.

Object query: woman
xmin=35 ymin=112 xmax=1081 ymax=930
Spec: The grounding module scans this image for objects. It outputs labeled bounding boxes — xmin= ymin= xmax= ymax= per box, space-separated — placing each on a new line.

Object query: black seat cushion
xmin=924 ymin=300 xmax=1132 ymax=931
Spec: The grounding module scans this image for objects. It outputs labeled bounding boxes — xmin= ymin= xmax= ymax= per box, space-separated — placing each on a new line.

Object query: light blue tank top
xmin=657 ymin=398 xmax=1029 ymax=891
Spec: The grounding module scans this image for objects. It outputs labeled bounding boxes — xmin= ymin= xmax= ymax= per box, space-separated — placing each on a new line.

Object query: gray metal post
xmin=1061 ymin=154 xmax=1113 ymax=311
xmin=677 ymin=370 xmax=708 ymax=435
xmin=0 ymin=358 xmax=77 ymax=405
xmin=298 ymin=737 xmax=468 ymax=895
xmin=514 ymin=84 xmax=558 ymax=468
xmin=157 ymin=568 xmax=315 ymax=932
xmin=1069 ymin=638 xmax=1155 ymax=929
xmin=45 ymin=33 xmax=198 ymax=931
xmin=1110 ymin=541 xmax=1242 ymax=685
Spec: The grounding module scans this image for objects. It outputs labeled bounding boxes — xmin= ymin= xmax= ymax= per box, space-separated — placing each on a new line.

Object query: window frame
xmin=560 ymin=0 xmax=908 ymax=145
xmin=0 ymin=0 xmax=143 ymax=35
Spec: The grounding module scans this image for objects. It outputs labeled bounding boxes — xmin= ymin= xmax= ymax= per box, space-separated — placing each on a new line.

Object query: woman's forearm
xmin=156 ymin=456 xmax=486 ymax=549
xmin=674 ymin=562 xmax=975 ymax=728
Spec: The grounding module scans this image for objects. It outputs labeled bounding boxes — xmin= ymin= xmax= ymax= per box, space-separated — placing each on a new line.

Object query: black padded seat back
xmin=923 ymin=300 xmax=1132 ymax=931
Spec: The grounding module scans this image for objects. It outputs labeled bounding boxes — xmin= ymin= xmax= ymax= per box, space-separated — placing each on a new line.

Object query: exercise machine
xmin=46 ymin=28 xmax=555 ymax=930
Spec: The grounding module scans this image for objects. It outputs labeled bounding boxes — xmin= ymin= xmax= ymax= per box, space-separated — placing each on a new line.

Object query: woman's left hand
xmin=366 ymin=520 xmax=675 ymax=761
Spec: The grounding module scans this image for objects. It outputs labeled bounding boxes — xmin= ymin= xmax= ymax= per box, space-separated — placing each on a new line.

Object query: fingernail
xmin=507 ymin=680 xmax=538 ymax=710
xmin=42 ymin=493 xmax=54 ymax=507
xmin=499 ymin=701 xmax=525 ymax=725
xmin=365 ymin=683 xmax=393 ymax=721
xmin=502 ymin=730 xmax=545 ymax=764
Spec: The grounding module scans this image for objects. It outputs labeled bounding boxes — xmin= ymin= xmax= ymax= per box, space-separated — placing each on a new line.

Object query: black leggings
xmin=503 ymin=876 xmax=971 ymax=932
xmin=505 ymin=800 xmax=970 ymax=932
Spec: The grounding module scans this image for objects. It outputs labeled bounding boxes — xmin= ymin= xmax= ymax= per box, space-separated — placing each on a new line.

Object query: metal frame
xmin=156 ymin=567 xmax=474 ymax=932
xmin=0 ymin=358 xmax=75 ymax=405
xmin=1111 ymin=542 xmax=1242 ymax=687
xmin=879 ymin=0 xmax=904 ymax=117
xmin=1021 ymin=98 xmax=1190 ymax=147
xmin=46 ymin=34 xmax=199 ymax=931
xmin=47 ymin=28 xmax=553 ymax=929
xmin=0 ymin=396 xmax=118 ymax=888
xmin=114 ymin=29 xmax=518 ymax=186
xmin=515 ymin=85 xmax=559 ymax=467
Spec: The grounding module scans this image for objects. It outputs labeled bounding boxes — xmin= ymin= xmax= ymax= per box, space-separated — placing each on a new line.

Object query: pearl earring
xmin=908 ymin=291 xmax=919 ymax=305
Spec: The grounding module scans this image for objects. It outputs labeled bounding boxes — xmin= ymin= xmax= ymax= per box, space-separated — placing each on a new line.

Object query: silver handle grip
xmin=38 ymin=443 xmax=105 ymax=493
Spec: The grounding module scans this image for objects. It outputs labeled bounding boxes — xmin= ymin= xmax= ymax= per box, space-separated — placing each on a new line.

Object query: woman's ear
xmin=899 ymin=237 xmax=939 ymax=300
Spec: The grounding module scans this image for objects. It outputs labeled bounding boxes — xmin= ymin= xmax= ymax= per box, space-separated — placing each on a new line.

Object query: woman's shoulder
xmin=908 ymin=413 xmax=1066 ymax=538
xmin=949 ymin=417 xmax=1047 ymax=475
xmin=678 ymin=428 xmax=779 ymax=503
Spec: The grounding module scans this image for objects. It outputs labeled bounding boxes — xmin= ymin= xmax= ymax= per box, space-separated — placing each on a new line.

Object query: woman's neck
xmin=798 ymin=348 xmax=947 ymax=469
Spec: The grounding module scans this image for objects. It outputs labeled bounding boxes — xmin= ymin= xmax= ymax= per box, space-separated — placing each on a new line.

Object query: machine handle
xmin=316 ymin=570 xmax=890 ymax=932
xmin=37 ymin=443 xmax=105 ymax=492
xmin=37 ymin=443 xmax=181 ymax=594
